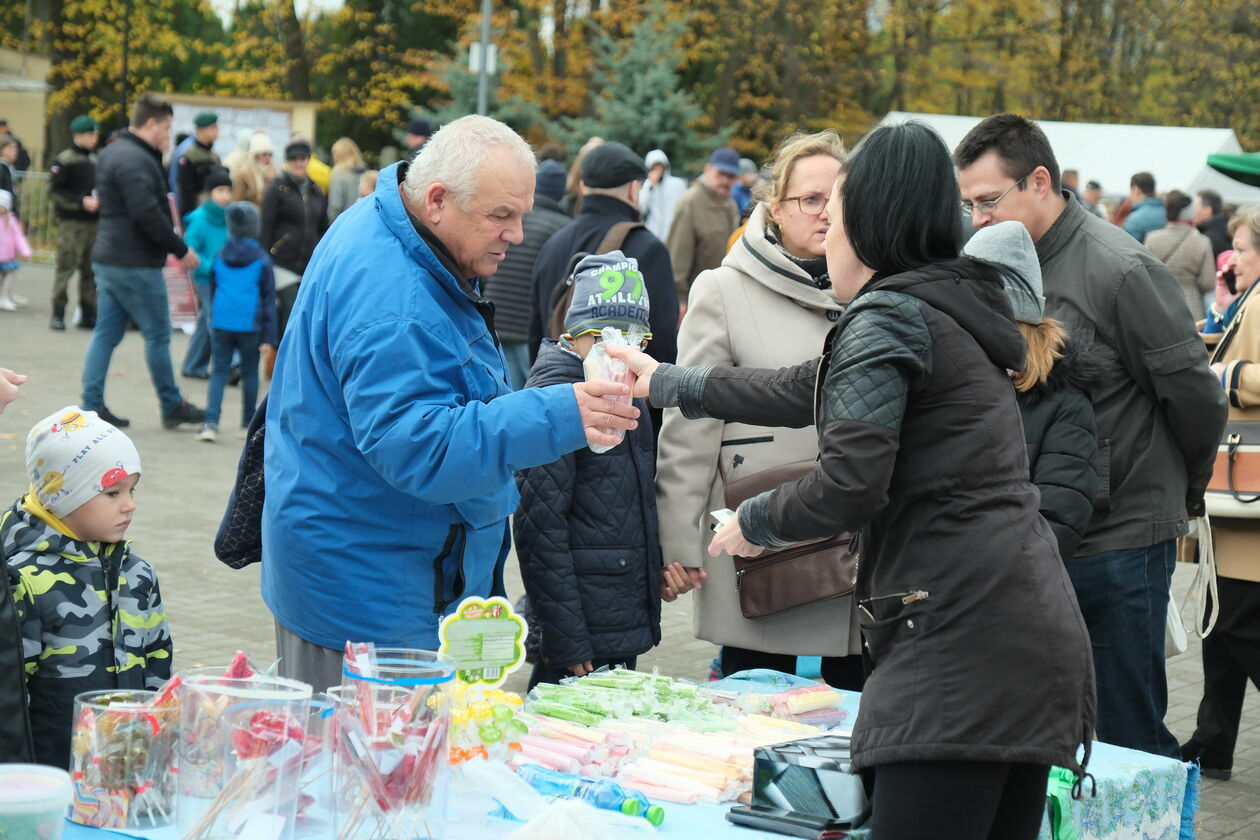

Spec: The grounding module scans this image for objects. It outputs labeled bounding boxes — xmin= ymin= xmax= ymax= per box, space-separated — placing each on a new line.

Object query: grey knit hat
xmin=564 ymin=251 xmax=651 ymax=338
xmin=226 ymin=201 xmax=260 ymax=240
xmin=962 ymin=220 xmax=1045 ymax=325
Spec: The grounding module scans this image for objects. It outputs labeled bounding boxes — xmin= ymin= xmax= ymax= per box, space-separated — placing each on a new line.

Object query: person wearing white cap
xmin=1 ymin=406 xmax=172 ymax=768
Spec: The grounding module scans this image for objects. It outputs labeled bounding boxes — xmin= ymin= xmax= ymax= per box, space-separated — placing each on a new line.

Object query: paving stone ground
xmin=2 ymin=263 xmax=1257 ymax=835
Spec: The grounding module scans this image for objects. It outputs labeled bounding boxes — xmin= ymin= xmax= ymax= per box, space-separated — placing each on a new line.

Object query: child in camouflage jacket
xmin=1 ymin=406 xmax=171 ymax=768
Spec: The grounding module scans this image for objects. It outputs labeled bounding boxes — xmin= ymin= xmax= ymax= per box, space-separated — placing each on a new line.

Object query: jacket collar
xmin=1035 ymin=190 xmax=1088 ymax=264
xmin=533 ymin=193 xmax=565 ymax=215
xmin=118 ymin=129 xmax=162 ymax=162
xmin=70 ymin=142 xmax=93 ymax=156
xmin=373 ymin=162 xmax=481 ymax=307
xmin=725 ymin=204 xmax=843 ymax=312
xmin=578 ymin=193 xmax=640 ymax=222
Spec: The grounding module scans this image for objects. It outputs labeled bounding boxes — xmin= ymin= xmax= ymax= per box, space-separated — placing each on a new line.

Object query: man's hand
xmin=180 ymin=250 xmax=201 ymax=272
xmin=568 ymin=661 xmax=595 ymax=677
xmin=708 ymin=507 xmax=766 ymax=559
xmin=661 ymin=561 xmax=707 ymax=601
xmin=0 ymin=367 xmax=27 ymax=414
xmin=573 ymin=380 xmax=639 ymax=449
xmin=82 ymin=195 xmax=99 ymax=213
xmin=602 ymin=345 xmax=660 ymax=400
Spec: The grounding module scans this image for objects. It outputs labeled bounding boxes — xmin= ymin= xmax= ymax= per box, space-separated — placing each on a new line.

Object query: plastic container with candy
xmin=175 ymin=662 xmax=313 ymax=840
xmin=69 ymin=687 xmax=180 ymax=828
xmin=333 ymin=643 xmax=454 ymax=840
xmin=581 ymin=326 xmax=644 ymax=453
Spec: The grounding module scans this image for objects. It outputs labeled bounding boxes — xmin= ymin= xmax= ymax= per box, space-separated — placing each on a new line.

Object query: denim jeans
xmin=82 ymin=263 xmax=185 ymax=414
xmin=181 ymin=282 xmax=212 ymax=377
xmin=501 ymin=341 xmax=532 ymax=391
xmin=1066 ymin=540 xmax=1179 ymax=757
xmin=206 ymin=330 xmax=260 ymax=428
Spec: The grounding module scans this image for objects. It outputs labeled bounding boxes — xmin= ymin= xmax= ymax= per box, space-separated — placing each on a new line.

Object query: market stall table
xmin=57 ymin=686 xmax=1195 ymax=840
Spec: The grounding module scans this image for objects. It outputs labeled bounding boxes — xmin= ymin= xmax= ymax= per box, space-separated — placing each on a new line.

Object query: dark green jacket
xmin=49 ymin=143 xmax=98 ymax=222
xmin=1037 ymin=194 xmax=1227 ymax=556
xmin=176 ymin=139 xmax=221 ymax=216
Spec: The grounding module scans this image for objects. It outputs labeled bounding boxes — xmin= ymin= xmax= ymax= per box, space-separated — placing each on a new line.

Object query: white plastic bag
xmin=582 ymin=326 xmax=644 ymax=453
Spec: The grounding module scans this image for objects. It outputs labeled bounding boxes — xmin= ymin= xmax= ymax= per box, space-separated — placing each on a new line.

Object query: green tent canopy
xmin=1208 ymin=152 xmax=1260 ymax=189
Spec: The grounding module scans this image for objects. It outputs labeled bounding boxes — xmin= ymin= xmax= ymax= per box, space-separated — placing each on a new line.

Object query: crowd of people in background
xmin=3 ymin=96 xmax=1260 ymax=837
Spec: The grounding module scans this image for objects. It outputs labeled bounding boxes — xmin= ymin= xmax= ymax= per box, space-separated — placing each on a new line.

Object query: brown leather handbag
xmin=723 ymin=459 xmax=859 ymax=619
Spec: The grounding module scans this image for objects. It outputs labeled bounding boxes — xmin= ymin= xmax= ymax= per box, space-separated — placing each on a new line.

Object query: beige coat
xmin=1145 ymin=223 xmax=1215 ymax=320
xmin=231 ymin=162 xmax=276 ymax=207
xmin=666 ymin=180 xmax=740 ymax=303
xmin=656 ymin=205 xmax=862 ymax=655
xmin=1203 ymin=284 xmax=1260 ymax=582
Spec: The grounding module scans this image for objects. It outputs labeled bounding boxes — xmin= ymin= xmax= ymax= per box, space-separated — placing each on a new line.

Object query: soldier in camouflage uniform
xmin=2 ymin=406 xmax=171 ymax=768
xmin=49 ymin=115 xmax=101 ymax=330
xmin=176 ymin=112 xmax=221 ymax=216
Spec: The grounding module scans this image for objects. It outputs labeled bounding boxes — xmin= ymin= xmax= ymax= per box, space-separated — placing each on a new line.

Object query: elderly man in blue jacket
xmin=262 ymin=116 xmax=640 ymax=691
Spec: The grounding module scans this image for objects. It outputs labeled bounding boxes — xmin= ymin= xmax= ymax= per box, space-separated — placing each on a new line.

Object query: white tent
xmin=880 ymin=111 xmax=1260 ymax=206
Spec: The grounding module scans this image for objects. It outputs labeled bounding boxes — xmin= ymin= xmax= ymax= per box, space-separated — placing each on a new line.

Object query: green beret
xmin=70 ymin=115 xmax=98 ymax=134
xmin=194 ymin=112 xmax=218 ymax=128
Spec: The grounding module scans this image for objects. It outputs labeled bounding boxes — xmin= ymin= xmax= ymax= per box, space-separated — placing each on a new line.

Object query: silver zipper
xmin=858 ymin=590 xmax=929 ymax=621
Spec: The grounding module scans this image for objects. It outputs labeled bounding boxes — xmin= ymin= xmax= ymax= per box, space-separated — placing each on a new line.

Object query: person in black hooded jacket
xmin=963 ymin=221 xmax=1101 ymax=560
xmin=514 ymin=252 xmax=677 ymax=689
xmin=608 ymin=123 xmax=1095 ymax=840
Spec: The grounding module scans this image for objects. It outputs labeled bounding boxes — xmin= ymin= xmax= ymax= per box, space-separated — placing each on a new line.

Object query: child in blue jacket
xmin=197 ymin=202 xmax=278 ymax=442
xmin=180 ymin=168 xmax=232 ymax=378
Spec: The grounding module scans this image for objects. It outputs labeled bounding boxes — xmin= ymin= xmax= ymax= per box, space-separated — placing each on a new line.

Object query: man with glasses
xmin=954 ymin=113 xmax=1226 ymax=758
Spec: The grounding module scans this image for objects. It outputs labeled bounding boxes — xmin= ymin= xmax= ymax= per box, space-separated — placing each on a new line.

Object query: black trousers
xmin=868 ymin=761 xmax=1050 ymax=840
xmin=720 ymin=646 xmax=867 ymax=692
xmin=528 ymin=655 xmax=638 ymax=690
xmin=1190 ymin=576 xmax=1260 ymax=761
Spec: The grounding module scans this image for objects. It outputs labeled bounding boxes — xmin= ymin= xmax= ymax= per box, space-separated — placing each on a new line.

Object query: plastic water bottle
xmin=515 ymin=764 xmax=665 ymax=825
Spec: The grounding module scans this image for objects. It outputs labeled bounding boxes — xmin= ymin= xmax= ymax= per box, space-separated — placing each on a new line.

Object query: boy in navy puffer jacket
xmin=514 ymin=252 xmax=687 ymax=688
xmin=197 ymin=202 xmax=277 ymax=442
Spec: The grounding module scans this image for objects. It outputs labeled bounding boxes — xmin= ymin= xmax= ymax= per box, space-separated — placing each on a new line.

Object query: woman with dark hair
xmin=609 ymin=122 xmax=1095 ymax=839
xmin=1145 ymin=190 xmax=1216 ymax=320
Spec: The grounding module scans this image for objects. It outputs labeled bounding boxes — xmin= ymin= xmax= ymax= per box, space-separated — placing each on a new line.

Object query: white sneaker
xmin=10 ymin=294 xmax=27 ymax=305
xmin=195 ymin=423 xmax=218 ymax=442
xmin=0 ymin=299 xmax=17 ymax=312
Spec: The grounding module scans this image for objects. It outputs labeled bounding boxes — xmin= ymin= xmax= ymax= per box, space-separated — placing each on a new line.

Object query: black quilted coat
xmin=513 ymin=341 xmax=663 ymax=669
xmin=1017 ymin=342 xmax=1102 ymax=561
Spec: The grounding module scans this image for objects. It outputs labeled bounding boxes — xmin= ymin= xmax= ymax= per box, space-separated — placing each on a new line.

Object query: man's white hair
xmin=403 ymin=115 xmax=535 ymax=210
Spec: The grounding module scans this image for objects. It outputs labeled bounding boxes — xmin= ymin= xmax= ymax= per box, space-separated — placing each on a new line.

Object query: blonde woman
xmin=654 ymin=130 xmax=864 ymax=688
xmin=327 ymin=137 xmax=367 ymax=223
xmin=230 ymin=132 xmax=276 ymax=206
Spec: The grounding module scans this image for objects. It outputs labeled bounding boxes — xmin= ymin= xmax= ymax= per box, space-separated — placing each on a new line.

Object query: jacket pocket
xmin=572 ymin=548 xmax=639 ymax=631
xmin=1144 ymin=336 xmax=1204 ymax=375
xmin=1095 ymin=438 xmax=1112 ymax=512
xmin=432 ymin=524 xmax=467 ymax=615
xmin=858 ymin=606 xmax=924 ymax=730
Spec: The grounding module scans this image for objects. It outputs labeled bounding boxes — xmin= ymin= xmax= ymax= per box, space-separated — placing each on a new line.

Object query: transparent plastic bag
xmin=581 ymin=327 xmax=644 ymax=453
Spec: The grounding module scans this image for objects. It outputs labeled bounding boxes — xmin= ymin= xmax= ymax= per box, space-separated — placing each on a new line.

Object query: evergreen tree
xmin=549 ymin=0 xmax=715 ymax=170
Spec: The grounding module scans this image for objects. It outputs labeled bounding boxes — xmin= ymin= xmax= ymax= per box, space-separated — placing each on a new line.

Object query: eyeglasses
xmin=781 ymin=193 xmax=829 ymax=216
xmin=960 ymin=172 xmax=1031 ymax=218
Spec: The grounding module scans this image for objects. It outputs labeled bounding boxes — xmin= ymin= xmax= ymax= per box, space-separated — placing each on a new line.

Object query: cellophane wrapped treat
xmin=70 ymin=686 xmax=181 ymax=828
xmin=581 ymin=326 xmax=645 ymax=453
xmin=333 ymin=643 xmax=454 ymax=840
xmin=175 ymin=658 xmax=314 ymax=840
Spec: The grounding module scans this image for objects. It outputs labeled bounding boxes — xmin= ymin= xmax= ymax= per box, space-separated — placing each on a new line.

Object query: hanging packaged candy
xmin=333 ymin=643 xmax=454 ymax=840
xmin=69 ymin=688 xmax=180 ymax=829
xmin=581 ymin=326 xmax=645 ymax=453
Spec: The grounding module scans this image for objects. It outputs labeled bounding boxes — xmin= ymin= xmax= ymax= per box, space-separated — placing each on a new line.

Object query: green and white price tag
xmin=438 ymin=596 xmax=527 ymax=687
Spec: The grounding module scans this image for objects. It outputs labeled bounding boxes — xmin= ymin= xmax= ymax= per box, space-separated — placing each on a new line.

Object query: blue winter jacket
xmin=1122 ymin=196 xmax=1166 ymax=244
xmin=211 ymin=237 xmax=278 ymax=345
xmin=262 ymin=162 xmax=589 ymax=651
xmin=183 ymin=200 xmax=228 ymax=286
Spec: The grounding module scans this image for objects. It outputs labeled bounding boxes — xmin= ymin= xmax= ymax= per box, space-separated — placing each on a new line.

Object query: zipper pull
xmin=730 ymin=453 xmax=745 ymax=480
xmin=735 ymin=568 xmax=745 ymax=591
xmin=901 ymin=590 xmax=929 ymax=605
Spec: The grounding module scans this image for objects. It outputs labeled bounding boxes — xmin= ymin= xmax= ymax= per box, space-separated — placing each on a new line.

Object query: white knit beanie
xmin=26 ymin=406 xmax=142 ymax=518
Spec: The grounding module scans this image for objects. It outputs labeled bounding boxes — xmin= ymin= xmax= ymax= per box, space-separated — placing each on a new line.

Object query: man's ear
xmin=426 ymin=182 xmax=448 ymax=223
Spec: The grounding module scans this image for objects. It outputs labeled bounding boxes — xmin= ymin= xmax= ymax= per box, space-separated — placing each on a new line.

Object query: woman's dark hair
xmin=1164 ymin=189 xmax=1191 ymax=222
xmin=842 ymin=122 xmax=1003 ymax=285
